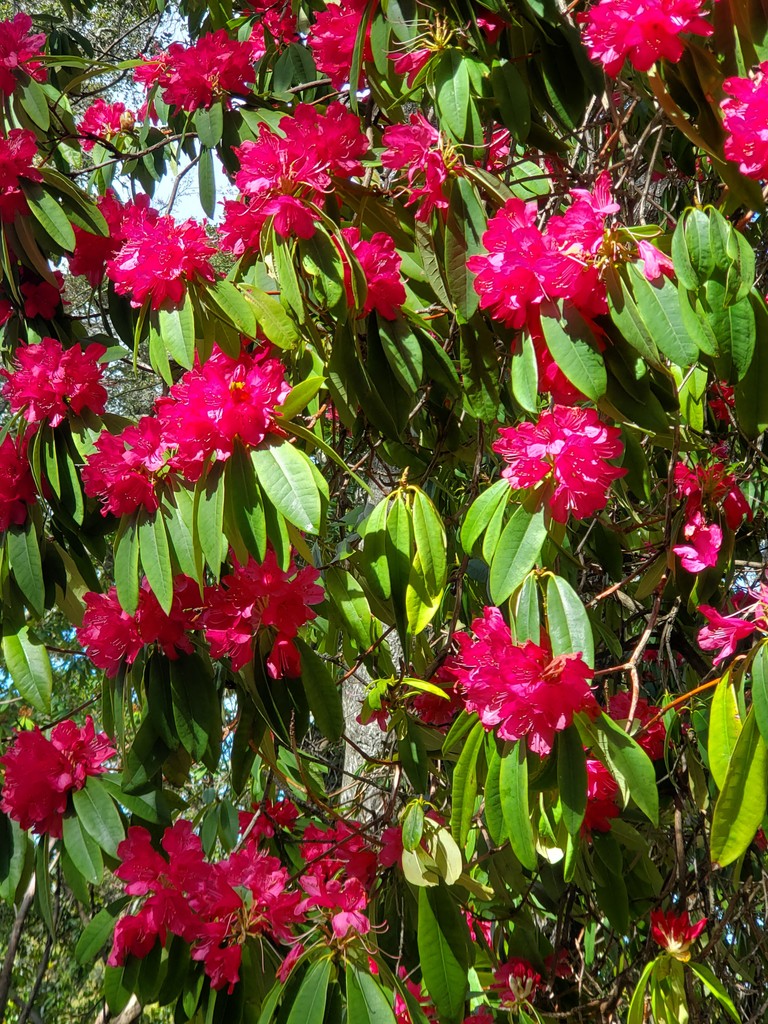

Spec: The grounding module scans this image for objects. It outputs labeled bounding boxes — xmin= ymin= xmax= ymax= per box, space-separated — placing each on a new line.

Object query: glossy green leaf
xmin=460 ymin=479 xmax=509 ymax=555
xmin=490 ymin=61 xmax=531 ymax=140
xmin=285 ymin=959 xmax=332 ymax=1024
xmin=624 ymin=262 xmax=698 ymax=366
xmin=226 ymin=442 xmax=267 ymax=563
xmin=158 ymin=291 xmax=195 ymax=369
xmin=346 ymin=964 xmax=397 ymax=1024
xmin=324 ymin=566 xmax=375 ymax=650
xmin=2 ymin=624 xmax=52 ymax=714
xmin=23 ymin=184 xmax=76 ymax=251
xmin=434 ymin=49 xmax=469 ymax=142
xmin=444 ymin=177 xmax=486 ymax=320
xmin=708 ymin=672 xmax=742 ymax=791
xmin=417 ymin=885 xmax=469 ymax=1024
xmin=711 ymin=707 xmax=768 ymax=867
xmin=489 ymin=506 xmax=546 ymax=604
xmin=75 ymin=899 xmax=131 ymax=965
xmin=577 ymin=712 xmax=658 ymax=824
xmin=198 ymin=145 xmax=216 ymax=218
xmin=195 ymin=463 xmax=226 ymax=575
xmin=558 ymin=725 xmax=587 ymax=835
xmin=72 ymin=778 xmax=124 ymax=859
xmin=510 ymin=331 xmax=539 ymax=413
xmin=546 ymin=575 xmax=594 ymax=667
xmin=295 ymin=639 xmax=344 ymax=742
xmin=114 ymin=516 xmax=140 ymax=615
xmin=540 ymin=309 xmax=606 ymax=400
xmin=245 ymin=286 xmax=299 ymax=349
xmin=251 ymin=439 xmax=322 ymax=534
xmin=499 ymin=740 xmax=537 ymax=870
xmin=688 ymin=962 xmax=740 ymax=1023
xmin=62 ymin=813 xmax=103 ymax=886
xmin=206 ymin=279 xmax=258 ymax=336
xmin=138 ymin=511 xmax=174 ymax=614
xmin=169 ymin=654 xmax=220 ymax=762
xmin=193 ymin=103 xmax=224 ymax=148
xmin=450 ymin=721 xmax=485 ymax=848
xmin=7 ymin=521 xmax=45 ymax=617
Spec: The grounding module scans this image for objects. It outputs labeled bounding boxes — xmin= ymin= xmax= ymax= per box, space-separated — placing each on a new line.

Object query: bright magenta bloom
xmin=673 ymin=511 xmax=722 ymax=573
xmin=78 ymin=98 xmax=135 ymax=151
xmin=722 ymin=64 xmax=768 ymax=178
xmin=0 ymin=14 xmax=47 ymax=97
xmin=82 ymin=416 xmax=178 ymax=517
xmin=382 ymin=113 xmax=451 ymax=221
xmin=106 ymin=208 xmax=217 ymax=310
xmin=0 ymin=718 xmax=114 ymax=837
xmin=0 ymin=435 xmax=36 ymax=531
xmin=697 ymin=605 xmax=755 ymax=664
xmin=201 ymin=549 xmax=323 ymax=676
xmin=581 ymin=0 xmax=712 ymax=77
xmin=155 ymin=345 xmax=289 ymax=482
xmin=651 ymin=908 xmax=706 ymax=960
xmin=71 ymin=191 xmax=155 ymax=288
xmin=453 ymin=607 xmax=597 ymax=755
xmin=1 ymin=337 xmax=107 ymax=427
xmin=242 ymin=0 xmax=298 ymax=54
xmin=340 ymin=227 xmax=407 ymax=320
xmin=493 ymin=406 xmax=626 ymax=522
xmin=308 ymin=0 xmax=372 ymax=88
xmin=582 ymin=758 xmax=621 ymax=834
xmin=493 ymin=958 xmax=542 ymax=1009
xmin=674 ymin=460 xmax=751 ymax=530
xmin=0 ymin=128 xmax=42 ymax=221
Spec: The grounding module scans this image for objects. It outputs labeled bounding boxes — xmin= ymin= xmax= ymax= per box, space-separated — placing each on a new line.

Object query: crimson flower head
xmin=78 ymin=98 xmax=135 ymax=152
xmin=106 ymin=208 xmax=217 ymax=310
xmin=0 ymin=718 xmax=115 ymax=837
xmin=582 ymin=758 xmax=620 ymax=834
xmin=71 ymin=192 xmax=155 ymax=288
xmin=0 ymin=128 xmax=43 ymax=221
xmin=651 ymin=908 xmax=706 ymax=961
xmin=674 ymin=460 xmax=751 ymax=530
xmin=722 ymin=64 xmax=768 ymax=179
xmin=0 ymin=14 xmax=47 ymax=97
xmin=581 ymin=0 xmax=712 ymax=77
xmin=453 ymin=606 xmax=597 ymax=756
xmin=1 ymin=337 xmax=107 ymax=427
xmin=308 ymin=0 xmax=372 ymax=89
xmin=0 ymin=434 xmax=36 ymax=531
xmin=340 ymin=228 xmax=406 ymax=320
xmin=493 ymin=406 xmax=626 ymax=523
xmin=493 ymin=958 xmax=542 ymax=1009
xmin=608 ymin=691 xmax=666 ymax=760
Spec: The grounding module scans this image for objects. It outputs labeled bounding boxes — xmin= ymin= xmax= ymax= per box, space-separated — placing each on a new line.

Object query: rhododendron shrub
xmin=3 ymin=3 xmax=768 ymax=1023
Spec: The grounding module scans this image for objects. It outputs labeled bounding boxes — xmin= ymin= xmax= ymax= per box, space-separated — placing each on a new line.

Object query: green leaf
xmin=226 ymin=442 xmax=267 ymax=563
xmin=399 ymin=718 xmax=429 ymax=793
xmin=460 ymin=479 xmax=509 ymax=555
xmin=752 ymin=645 xmax=768 ymax=749
xmin=510 ymin=331 xmax=539 ymax=413
xmin=540 ymin=309 xmax=606 ymax=401
xmin=736 ymin=294 xmax=768 ymax=436
xmin=198 ymin=146 xmax=216 ymax=218
xmin=417 ymin=885 xmax=469 ymax=1024
xmin=295 ymin=639 xmax=344 ymax=742
xmin=23 ymin=184 xmax=76 ymax=251
xmin=251 ymin=439 xmax=322 ymax=534
xmin=114 ymin=517 xmax=140 ymax=615
xmin=170 ymin=654 xmax=220 ymax=762
xmin=682 ymin=207 xmax=714 ymax=284
xmin=546 ymin=575 xmax=594 ymax=667
xmin=386 ymin=494 xmax=415 ymax=643
xmin=75 ymin=899 xmax=131 ymax=965
xmin=195 ymin=464 xmax=226 ymax=575
xmin=346 ymin=964 xmax=397 ymax=1024
xmin=402 ymin=802 xmax=425 ymax=853
xmin=206 ymin=279 xmax=258 ymax=336
xmin=708 ymin=672 xmax=742 ymax=791
xmin=450 ymin=721 xmax=485 ymax=848
xmin=243 ymin=287 xmax=299 ymax=349
xmin=7 ymin=521 xmax=45 ymax=617
xmin=158 ymin=291 xmax=195 ymax=369
xmin=688 ymin=962 xmax=740 ymax=1023
xmin=490 ymin=61 xmax=531 ymax=141
xmin=558 ymin=725 xmax=587 ymax=835
xmin=484 ymin=738 xmax=506 ymax=844
xmin=500 ymin=740 xmax=537 ymax=870
xmin=324 ymin=566 xmax=375 ymax=650
xmin=410 ymin=488 xmax=447 ymax=601
xmin=433 ymin=49 xmax=469 ymax=142
xmin=2 ymin=625 xmax=52 ymax=714
xmin=18 ymin=75 xmax=50 ymax=130
xmin=359 ymin=496 xmax=392 ymax=601
xmin=577 ymin=712 xmax=658 ymax=824
xmin=71 ymin=778 xmax=124 ymax=859
xmin=62 ymin=813 xmax=103 ymax=885
xmin=277 ymin=376 xmax=326 ymax=421
xmin=193 ymin=103 xmax=224 ymax=148
xmin=138 ymin=511 xmax=174 ymax=614
xmin=710 ymin=707 xmax=768 ymax=867
xmin=489 ymin=507 xmax=546 ymax=604
xmin=625 ymin=262 xmax=698 ymax=366
xmin=606 ymin=266 xmax=661 ymax=365
xmin=444 ymin=177 xmax=486 ymax=320
xmin=627 ymin=959 xmax=657 ymax=1024
xmin=166 ymin=486 xmax=200 ymax=581
xmin=514 ymin=573 xmax=540 ymax=644
xmin=286 ymin=959 xmax=332 ymax=1024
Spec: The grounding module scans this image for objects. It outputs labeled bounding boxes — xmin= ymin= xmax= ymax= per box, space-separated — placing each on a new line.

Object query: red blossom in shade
xmin=1 ymin=337 xmax=107 ymax=427
xmin=709 ymin=381 xmax=735 ymax=423
xmin=0 ymin=718 xmax=114 ymax=837
xmin=463 ymin=1010 xmax=495 ymax=1024
xmin=301 ymin=820 xmax=378 ymax=886
xmin=0 ymin=129 xmax=42 ymax=221
xmin=0 ymin=14 xmax=47 ymax=97
xmin=452 ymin=606 xmax=597 ymax=756
xmin=0 ymin=434 xmax=36 ymax=530
xmin=241 ymin=0 xmax=298 ymax=50
xmin=154 ymin=345 xmax=289 ymax=481
xmin=582 ymin=758 xmax=621 ymax=834
xmin=77 ymin=579 xmax=197 ymax=677
xmin=722 ymin=65 xmax=768 ymax=179
xmin=308 ymin=0 xmax=372 ymax=89
xmin=493 ymin=958 xmax=542 ymax=1009
xmin=382 ymin=114 xmax=451 ymax=222
xmin=201 ymin=549 xmax=323 ymax=676
xmin=394 ymin=968 xmax=438 ymax=1024
xmin=71 ymin=192 xmax=156 ymax=288
xmin=340 ymin=227 xmax=407 ymax=320
xmin=674 ymin=460 xmax=751 ymax=530
xmin=237 ymin=797 xmax=299 ymax=842
xmin=493 ymin=406 xmax=626 ymax=523
xmin=107 ymin=208 xmax=217 ymax=310
xmin=78 ymin=99 xmax=135 ymax=151
xmin=21 ymin=273 xmax=63 ymax=320
xmin=697 ymin=604 xmax=755 ymax=665
xmin=581 ymin=0 xmax=712 ymax=77
xmin=608 ymin=691 xmax=666 ymax=760
xmin=673 ymin=511 xmax=722 ymax=573
xmin=82 ymin=416 xmax=178 ymax=517
xmin=135 ymin=30 xmax=258 ymax=111
xmin=650 ymin=908 xmax=706 ymax=960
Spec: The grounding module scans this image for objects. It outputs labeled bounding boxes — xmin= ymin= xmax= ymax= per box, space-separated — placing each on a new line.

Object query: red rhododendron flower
xmin=382 ymin=113 xmax=452 ymax=222
xmin=298 ymin=873 xmax=370 ymax=938
xmin=0 ymin=718 xmax=114 ymax=837
xmin=673 ymin=511 xmax=722 ymax=573
xmin=155 ymin=345 xmax=289 ymax=481
xmin=82 ymin=416 xmax=179 ymax=517
xmin=674 ymin=460 xmax=751 ymax=530
xmin=394 ymin=967 xmax=438 ymax=1024
xmin=388 ymin=45 xmax=433 ymax=86
xmin=308 ymin=0 xmax=372 ymax=88
xmin=0 ymin=128 xmax=43 ymax=221
xmin=697 ymin=604 xmax=755 ymax=664
xmin=493 ymin=406 xmax=626 ymax=522
xmin=340 ymin=227 xmax=406 ymax=320
xmin=0 ymin=434 xmax=36 ymax=531
xmin=241 ymin=0 xmax=298 ymax=51
xmin=201 ymin=549 xmax=323 ymax=676
xmin=709 ymin=381 xmax=735 ymax=423
xmin=135 ymin=30 xmax=258 ymax=111
xmin=238 ymin=797 xmax=299 ymax=843
xmin=0 ymin=14 xmax=47 ymax=97
xmin=71 ymin=192 xmax=156 ymax=288
xmin=453 ymin=606 xmax=597 ymax=755
xmin=77 ymin=579 xmax=197 ymax=677
xmin=20 ymin=273 xmax=63 ymax=320
xmin=608 ymin=691 xmax=666 ymax=760
xmin=107 ymin=208 xmax=217 ymax=309
xmin=1 ymin=337 xmax=107 ymax=427
xmin=494 ymin=958 xmax=542 ymax=1009
xmin=581 ymin=0 xmax=712 ymax=77
xmin=722 ymin=64 xmax=768 ymax=179
xmin=582 ymin=758 xmax=620 ymax=834
xmin=301 ymin=820 xmax=378 ymax=886
xmin=651 ymin=908 xmax=706 ymax=960
xmin=78 ymin=98 xmax=135 ymax=151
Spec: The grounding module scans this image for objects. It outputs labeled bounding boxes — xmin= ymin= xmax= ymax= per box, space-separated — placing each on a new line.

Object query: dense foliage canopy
xmin=2 ymin=0 xmax=768 ymax=1022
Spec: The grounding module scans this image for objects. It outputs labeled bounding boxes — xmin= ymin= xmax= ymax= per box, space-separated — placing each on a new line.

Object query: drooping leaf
xmin=710 ymin=707 xmax=768 ymax=867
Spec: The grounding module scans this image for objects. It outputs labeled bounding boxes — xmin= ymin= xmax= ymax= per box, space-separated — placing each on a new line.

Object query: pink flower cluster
xmin=221 ymin=103 xmax=368 ymax=249
xmin=308 ymin=0 xmax=372 ymax=89
xmin=1 ymin=336 xmax=107 ymax=427
xmin=581 ymin=0 xmax=712 ymax=77
xmin=672 ymin=460 xmax=750 ymax=573
xmin=0 ymin=128 xmax=42 ymax=221
xmin=452 ymin=607 xmax=597 ymax=756
xmin=697 ymin=588 xmax=768 ymax=664
xmin=109 ymin=820 xmax=302 ymax=992
xmin=722 ymin=65 xmax=768 ymax=179
xmin=382 ymin=113 xmax=453 ymax=222
xmin=0 ymin=718 xmax=114 ymax=837
xmin=0 ymin=435 xmax=36 ymax=531
xmin=0 ymin=14 xmax=47 ymax=97
xmin=493 ymin=406 xmax=626 ymax=523
xmin=70 ymin=191 xmax=152 ymax=288
xmin=135 ymin=30 xmax=259 ymax=112
xmin=340 ymin=227 xmax=407 ymax=320
xmin=78 ymin=99 xmax=136 ymax=152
